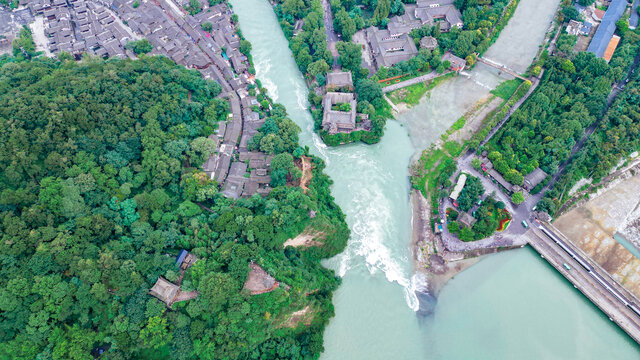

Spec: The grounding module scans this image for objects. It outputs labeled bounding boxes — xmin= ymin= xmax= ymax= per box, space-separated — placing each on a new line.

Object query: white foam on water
xmin=244 ymin=13 xmax=418 ymax=311
xmin=459 ymin=71 xmax=494 ymax=90
xmin=294 ymin=80 xmax=308 ymax=111
xmin=328 ymin=152 xmax=418 ymax=310
xmin=254 ymin=57 xmax=279 ymax=101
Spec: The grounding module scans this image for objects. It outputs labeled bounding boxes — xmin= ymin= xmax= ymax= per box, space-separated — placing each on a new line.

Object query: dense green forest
xmin=0 ymin=55 xmax=349 ymax=359
xmin=484 ymin=52 xmax=631 ymax=186
xmin=538 ymin=42 xmax=640 ymax=215
xmin=483 ymin=26 xmax=640 ymax=214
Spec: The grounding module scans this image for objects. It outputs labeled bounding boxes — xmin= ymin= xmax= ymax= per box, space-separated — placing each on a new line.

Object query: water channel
xmin=229 ymin=0 xmax=640 ymax=357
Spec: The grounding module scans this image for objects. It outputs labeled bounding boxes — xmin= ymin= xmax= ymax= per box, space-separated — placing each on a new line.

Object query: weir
xmin=475 ymin=55 xmax=529 ymax=81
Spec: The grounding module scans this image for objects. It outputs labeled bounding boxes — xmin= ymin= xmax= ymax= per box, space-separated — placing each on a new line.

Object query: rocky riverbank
xmin=411 ymin=189 xmax=483 ymax=314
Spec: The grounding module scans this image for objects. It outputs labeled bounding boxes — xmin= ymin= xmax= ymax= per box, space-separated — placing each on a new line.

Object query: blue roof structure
xmin=631 ymin=0 xmax=639 ymax=28
xmin=587 ymin=0 xmax=628 ymax=58
xmin=582 ymin=21 xmax=593 ymax=34
xmin=176 ymin=250 xmax=188 ymax=265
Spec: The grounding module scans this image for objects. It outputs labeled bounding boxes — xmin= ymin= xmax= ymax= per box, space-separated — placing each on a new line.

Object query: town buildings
xmin=449 ymin=173 xmax=467 ymax=201
xmin=566 ymin=19 xmax=592 ymax=36
xmin=365 ymin=0 xmax=463 ymax=71
xmin=365 ymin=27 xmax=418 ymax=69
xmin=524 ymin=168 xmax=548 ymax=191
xmin=23 ymin=0 xmax=134 ymax=58
xmin=321 ymin=70 xmax=371 ymax=135
xmin=322 ymin=92 xmax=358 ymax=134
xmin=442 ymin=51 xmax=466 ymax=71
xmin=11 ymin=0 xmax=274 ymax=198
xmin=587 ymin=0 xmax=627 ymax=59
xmin=419 ymin=35 xmax=438 ymax=50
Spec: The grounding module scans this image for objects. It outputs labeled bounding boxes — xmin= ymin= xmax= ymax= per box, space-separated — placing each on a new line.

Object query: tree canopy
xmin=0 ymin=55 xmax=349 ymax=359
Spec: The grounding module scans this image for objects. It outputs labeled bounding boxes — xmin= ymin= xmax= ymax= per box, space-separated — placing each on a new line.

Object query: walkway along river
xmin=229 ymin=0 xmax=640 ymax=357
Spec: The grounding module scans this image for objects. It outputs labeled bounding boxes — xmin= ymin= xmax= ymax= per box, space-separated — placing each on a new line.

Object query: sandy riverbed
xmin=554 ymin=173 xmax=640 ymax=299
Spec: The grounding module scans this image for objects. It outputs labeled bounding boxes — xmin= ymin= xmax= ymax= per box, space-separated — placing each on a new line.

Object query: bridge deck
xmin=527 ymin=224 xmax=640 ymax=344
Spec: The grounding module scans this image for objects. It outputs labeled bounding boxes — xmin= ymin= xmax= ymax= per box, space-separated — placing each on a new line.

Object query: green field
xmin=490 ymin=78 xmax=523 ymax=100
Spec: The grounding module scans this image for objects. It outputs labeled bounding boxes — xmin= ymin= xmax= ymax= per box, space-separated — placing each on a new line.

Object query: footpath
xmin=382 ymin=71 xmax=450 ymax=93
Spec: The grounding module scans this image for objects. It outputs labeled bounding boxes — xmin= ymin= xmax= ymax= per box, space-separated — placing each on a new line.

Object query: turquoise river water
xmin=230 ymin=0 xmax=640 ymax=358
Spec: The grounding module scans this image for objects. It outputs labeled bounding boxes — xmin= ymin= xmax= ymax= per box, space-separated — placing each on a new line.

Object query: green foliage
xmin=539 ymin=31 xmax=640 ymax=215
xmin=277 ymin=0 xmax=331 ymax=76
xmin=185 ymin=0 xmax=202 ymax=15
xmin=561 ymin=5 xmax=579 ymax=22
xmin=0 ymin=56 xmax=349 ymax=359
xmin=240 ymin=39 xmax=252 ymax=58
xmin=457 ymin=175 xmax=484 ymax=212
xmin=373 ymin=0 xmax=391 ymax=24
xmin=201 ymin=22 xmax=213 ymax=32
xmin=443 ymin=141 xmax=462 ymax=157
xmin=12 ymin=26 xmax=38 ymax=60
xmin=336 ymin=41 xmax=362 ymax=74
xmin=452 ymin=31 xmax=476 ymax=58
xmin=471 ymin=158 xmax=481 ymax=170
xmin=248 ymin=107 xmax=302 ymax=154
xmin=486 ymin=53 xmax=619 ymax=184
xmin=270 ymin=153 xmax=301 ymax=187
xmin=333 ymin=8 xmax=356 ymax=41
xmin=617 ymin=17 xmax=629 ymax=35
xmin=126 ymin=39 xmax=153 ymax=55
xmin=447 ymin=195 xmax=510 ymax=241
xmin=490 ymin=79 xmax=523 ymax=100
xmin=511 ymin=191 xmax=525 ymax=204
xmin=555 ymin=33 xmax=577 ymax=57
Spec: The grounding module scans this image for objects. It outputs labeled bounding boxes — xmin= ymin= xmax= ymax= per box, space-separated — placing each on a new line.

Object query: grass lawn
xmin=490 ymin=78 xmax=523 ymax=100
xmin=388 ymin=72 xmax=457 ymax=105
xmin=443 ymin=140 xmax=463 ymax=157
xmin=389 ymin=82 xmax=428 ymax=105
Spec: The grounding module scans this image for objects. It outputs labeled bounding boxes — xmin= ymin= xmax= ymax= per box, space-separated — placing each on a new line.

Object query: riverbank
xmin=405 ymin=0 xmax=561 ymax=304
xmin=410 ymin=189 xmax=482 ymax=298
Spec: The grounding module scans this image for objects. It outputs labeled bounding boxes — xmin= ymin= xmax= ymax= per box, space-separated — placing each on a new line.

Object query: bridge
xmin=475 ymin=55 xmax=529 ymax=82
xmin=527 ymin=221 xmax=640 ymax=343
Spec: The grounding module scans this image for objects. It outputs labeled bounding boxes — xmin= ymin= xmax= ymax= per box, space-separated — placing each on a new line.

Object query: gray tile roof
xmin=587 ymin=0 xmax=627 ymax=58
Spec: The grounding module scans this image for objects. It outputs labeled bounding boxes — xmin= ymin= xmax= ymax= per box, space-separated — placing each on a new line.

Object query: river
xmin=229 ymin=0 xmax=640 ymax=358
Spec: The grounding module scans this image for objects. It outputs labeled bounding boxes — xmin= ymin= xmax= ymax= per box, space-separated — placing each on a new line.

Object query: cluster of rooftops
xmin=365 ymin=0 xmax=463 ymax=70
xmin=577 ymin=0 xmax=639 ymax=62
xmin=321 ymin=70 xmax=374 ymax=135
xmin=23 ymin=0 xmax=135 ymax=57
xmin=10 ymin=0 xmax=274 ymax=199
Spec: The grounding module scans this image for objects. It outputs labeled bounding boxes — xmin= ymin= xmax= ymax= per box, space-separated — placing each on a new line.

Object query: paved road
xmin=528 ymin=222 xmax=640 ymax=343
xmin=321 ymin=0 xmax=339 ymax=68
xmin=478 ymin=74 xmax=539 ymax=148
